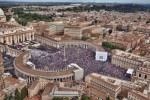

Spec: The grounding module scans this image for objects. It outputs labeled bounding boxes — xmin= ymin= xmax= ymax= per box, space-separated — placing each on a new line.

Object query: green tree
xmin=102 ymin=42 xmax=125 ymax=51
xmin=21 ymin=86 xmax=28 ymax=100
xmin=9 ymin=93 xmax=14 ymax=100
xmin=6 ymin=15 xmax=11 ymax=21
xmin=81 ymin=94 xmax=90 ymax=100
xmin=106 ymin=95 xmax=110 ymax=100
xmin=52 ymin=97 xmax=63 ymax=100
xmin=12 ymin=8 xmax=52 ymax=26
xmin=64 ymin=97 xmax=69 ymax=100
xmin=75 ymin=96 xmax=79 ymax=100
xmin=15 ymin=89 xmax=21 ymax=100
xmin=4 ymin=94 xmax=9 ymax=100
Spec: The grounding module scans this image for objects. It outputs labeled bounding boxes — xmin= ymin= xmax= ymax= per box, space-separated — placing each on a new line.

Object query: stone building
xmin=111 ymin=49 xmax=147 ymax=70
xmin=128 ymin=90 xmax=150 ymax=100
xmin=64 ymin=25 xmax=83 ymax=39
xmin=85 ymin=73 xmax=122 ymax=99
xmin=0 ymin=8 xmax=35 ymax=46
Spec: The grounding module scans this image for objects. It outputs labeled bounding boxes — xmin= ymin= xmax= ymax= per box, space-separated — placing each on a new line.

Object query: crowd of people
xmin=30 ymin=45 xmax=130 ymax=80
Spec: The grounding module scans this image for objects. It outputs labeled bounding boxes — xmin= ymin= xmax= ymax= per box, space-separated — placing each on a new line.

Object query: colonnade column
xmin=22 ymin=34 xmax=25 ymax=41
xmin=14 ymin=36 xmax=17 ymax=44
xmin=9 ymin=36 xmax=12 ymax=45
xmin=0 ymin=38 xmax=3 ymax=43
xmin=6 ymin=37 xmax=9 ymax=45
xmin=29 ymin=33 xmax=31 ymax=41
xmin=32 ymin=33 xmax=35 ymax=40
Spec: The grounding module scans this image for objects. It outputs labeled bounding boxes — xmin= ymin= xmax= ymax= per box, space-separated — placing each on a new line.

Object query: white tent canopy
xmin=126 ymin=68 xmax=134 ymax=75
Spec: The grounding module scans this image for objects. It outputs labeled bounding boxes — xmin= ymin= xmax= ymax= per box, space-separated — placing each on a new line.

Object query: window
xmin=145 ymin=75 xmax=147 ymax=79
xmin=139 ymin=74 xmax=141 ymax=77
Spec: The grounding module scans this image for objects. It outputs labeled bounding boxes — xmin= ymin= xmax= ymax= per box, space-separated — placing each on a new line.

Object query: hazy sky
xmin=4 ymin=0 xmax=150 ymax=4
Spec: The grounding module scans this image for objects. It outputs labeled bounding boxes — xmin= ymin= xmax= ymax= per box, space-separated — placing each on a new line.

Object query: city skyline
xmin=2 ymin=0 xmax=150 ymax=4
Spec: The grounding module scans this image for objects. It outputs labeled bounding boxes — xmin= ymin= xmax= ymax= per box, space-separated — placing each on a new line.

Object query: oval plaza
xmin=14 ymin=34 xmax=108 ymax=83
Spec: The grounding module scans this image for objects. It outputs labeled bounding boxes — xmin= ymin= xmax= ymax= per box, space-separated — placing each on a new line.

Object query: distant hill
xmin=57 ymin=4 xmax=150 ymax=13
xmin=0 ymin=1 xmax=150 ymax=13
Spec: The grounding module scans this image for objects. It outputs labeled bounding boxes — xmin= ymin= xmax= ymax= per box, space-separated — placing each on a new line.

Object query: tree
xmin=15 ymin=89 xmax=21 ymax=100
xmin=81 ymin=94 xmax=90 ymax=100
xmin=103 ymin=33 xmax=106 ymax=38
xmin=4 ymin=94 xmax=9 ymax=100
xmin=102 ymin=42 xmax=125 ymax=50
xmin=6 ymin=15 xmax=11 ymax=21
xmin=108 ymin=29 xmax=112 ymax=35
xmin=12 ymin=8 xmax=52 ymax=26
xmin=21 ymin=86 xmax=28 ymax=100
xmin=74 ymin=96 xmax=79 ymax=100
xmin=106 ymin=95 xmax=110 ymax=100
xmin=9 ymin=93 xmax=14 ymax=100
xmin=52 ymin=97 xmax=63 ymax=100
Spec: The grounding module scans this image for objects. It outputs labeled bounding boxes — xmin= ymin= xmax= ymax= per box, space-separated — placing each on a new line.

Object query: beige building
xmin=0 ymin=91 xmax=5 ymax=100
xmin=111 ymin=49 xmax=147 ymax=70
xmin=0 ymin=8 xmax=35 ymax=46
xmin=85 ymin=73 xmax=146 ymax=100
xmin=112 ymin=49 xmax=150 ymax=81
xmin=29 ymin=78 xmax=80 ymax=100
xmin=85 ymin=73 xmax=122 ymax=99
xmin=28 ymin=78 xmax=49 ymax=98
xmin=2 ymin=76 xmax=27 ymax=95
xmin=107 ymin=32 xmax=145 ymax=51
xmin=64 ymin=25 xmax=83 ymax=39
xmin=128 ymin=90 xmax=150 ymax=100
xmin=136 ymin=67 xmax=150 ymax=81
xmin=47 ymin=22 xmax=64 ymax=35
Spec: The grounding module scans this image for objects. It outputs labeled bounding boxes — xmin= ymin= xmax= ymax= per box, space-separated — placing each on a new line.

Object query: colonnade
xmin=0 ymin=44 xmax=22 ymax=56
xmin=35 ymin=34 xmax=101 ymax=52
xmin=15 ymin=68 xmax=74 ymax=84
xmin=0 ymin=32 xmax=35 ymax=45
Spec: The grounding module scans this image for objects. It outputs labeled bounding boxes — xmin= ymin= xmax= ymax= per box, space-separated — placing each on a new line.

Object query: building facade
xmin=64 ymin=25 xmax=83 ymax=39
xmin=85 ymin=73 xmax=122 ymax=99
xmin=111 ymin=49 xmax=145 ymax=70
xmin=0 ymin=8 xmax=35 ymax=46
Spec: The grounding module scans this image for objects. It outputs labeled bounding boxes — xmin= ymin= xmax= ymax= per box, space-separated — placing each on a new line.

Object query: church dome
xmin=0 ymin=8 xmax=4 ymax=16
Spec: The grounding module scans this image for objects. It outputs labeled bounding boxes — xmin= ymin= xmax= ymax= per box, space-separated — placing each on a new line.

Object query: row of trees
xmin=52 ymin=95 xmax=88 ymax=100
xmin=81 ymin=94 xmax=110 ymax=100
xmin=52 ymin=97 xmax=69 ymax=100
xmin=58 ymin=4 xmax=150 ymax=13
xmin=102 ymin=42 xmax=125 ymax=51
xmin=4 ymin=86 xmax=28 ymax=100
xmin=12 ymin=8 xmax=53 ymax=26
